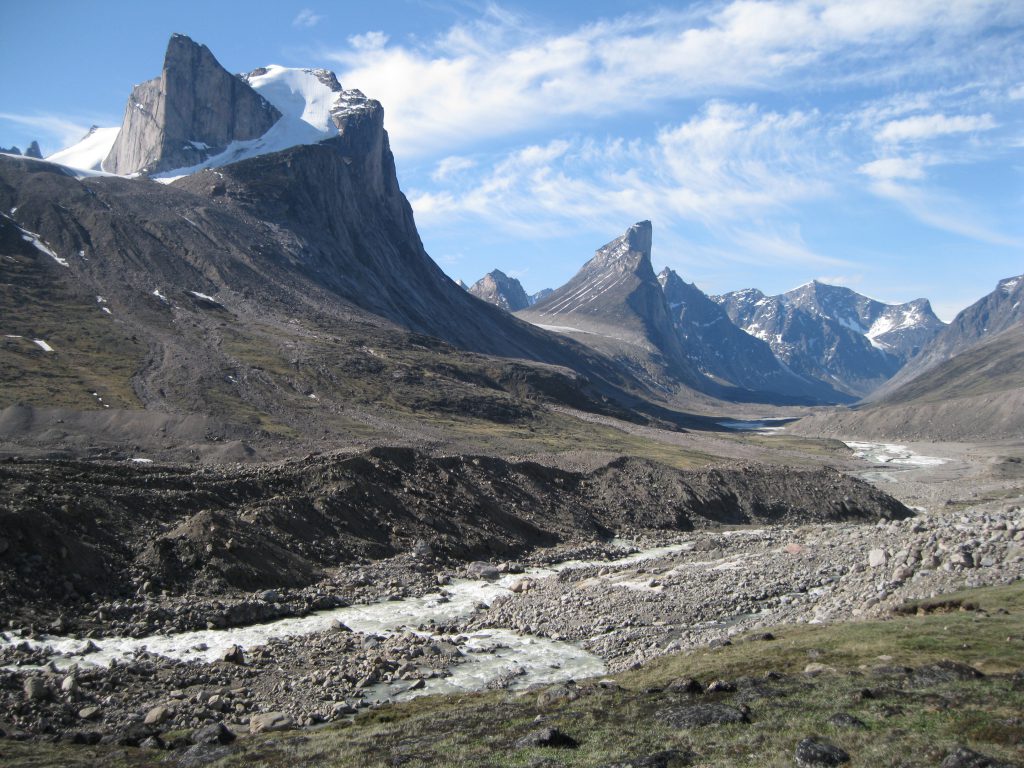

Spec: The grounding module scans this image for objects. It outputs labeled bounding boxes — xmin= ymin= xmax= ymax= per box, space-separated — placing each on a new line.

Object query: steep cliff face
xmin=104 ymin=34 xmax=281 ymax=175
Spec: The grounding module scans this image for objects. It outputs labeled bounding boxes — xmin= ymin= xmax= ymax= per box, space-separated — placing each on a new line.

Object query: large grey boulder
xmin=104 ymin=34 xmax=281 ymax=175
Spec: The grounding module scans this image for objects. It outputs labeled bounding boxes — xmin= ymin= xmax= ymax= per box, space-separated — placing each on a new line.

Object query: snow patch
xmin=20 ymin=230 xmax=68 ymax=267
xmin=152 ymin=67 xmax=374 ymax=183
xmin=152 ymin=289 xmax=169 ymax=303
xmin=32 ymin=339 xmax=55 ymax=352
xmin=45 ymin=126 xmax=120 ymax=172
xmin=844 ymin=441 xmax=946 ymax=467
xmin=129 ymin=458 xmax=154 ymax=464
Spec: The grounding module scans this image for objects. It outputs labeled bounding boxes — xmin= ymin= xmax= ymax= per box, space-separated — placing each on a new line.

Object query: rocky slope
xmin=715 ymin=281 xmax=944 ymax=398
xmin=658 ymin=269 xmax=848 ymax=404
xmin=104 ymin=34 xmax=282 ymax=176
xmin=0 ymin=449 xmax=910 ymax=625
xmin=792 ymin=324 xmax=1024 ymax=441
xmin=469 ymin=270 xmax=532 ymax=312
xmin=872 ymin=273 xmax=1024 ymax=399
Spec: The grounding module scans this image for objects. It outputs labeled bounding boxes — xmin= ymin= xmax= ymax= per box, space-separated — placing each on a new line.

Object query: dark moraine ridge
xmin=0 ymin=448 xmax=911 ymax=620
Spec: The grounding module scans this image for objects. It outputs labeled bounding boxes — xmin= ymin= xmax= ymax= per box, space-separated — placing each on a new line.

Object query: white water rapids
xmin=0 ymin=539 xmax=719 ymax=702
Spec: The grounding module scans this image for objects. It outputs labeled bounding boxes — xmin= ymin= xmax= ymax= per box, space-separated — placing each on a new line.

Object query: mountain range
xmin=793 ymin=273 xmax=1024 ymax=441
xmin=1 ymin=34 xmax=706 ymax=461
xmin=1 ymin=33 xmax=1020 ymax=453
xmin=472 ymin=227 xmax=952 ymax=406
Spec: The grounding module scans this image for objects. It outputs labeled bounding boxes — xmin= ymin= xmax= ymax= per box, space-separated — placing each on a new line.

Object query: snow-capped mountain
xmin=871 ymin=272 xmax=1024 ymax=399
xmin=658 ymin=269 xmax=849 ymax=404
xmin=47 ymin=34 xmax=379 ymax=181
xmin=469 ymin=270 xmax=532 ymax=312
xmin=4 ymin=33 xmax=665 ymax=454
xmin=714 ymin=281 xmax=944 ymax=398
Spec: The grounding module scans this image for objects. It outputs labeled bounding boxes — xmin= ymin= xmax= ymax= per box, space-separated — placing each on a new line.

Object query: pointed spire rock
xmin=104 ymin=34 xmax=282 ymax=175
xmin=518 ymin=221 xmax=702 ymax=388
xmin=24 ymin=140 xmax=42 ymax=159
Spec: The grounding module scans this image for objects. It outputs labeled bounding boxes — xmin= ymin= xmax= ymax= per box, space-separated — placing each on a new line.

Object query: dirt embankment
xmin=0 ymin=448 xmax=910 ymax=625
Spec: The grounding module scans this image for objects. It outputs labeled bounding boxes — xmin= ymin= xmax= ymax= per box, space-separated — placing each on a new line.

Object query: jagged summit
xmin=658 ymin=269 xmax=849 ymax=404
xmin=469 ymin=270 xmax=531 ymax=312
xmin=715 ymin=281 xmax=945 ymax=397
xmin=104 ymin=34 xmax=282 ymax=175
xmin=590 ymin=220 xmax=653 ymax=273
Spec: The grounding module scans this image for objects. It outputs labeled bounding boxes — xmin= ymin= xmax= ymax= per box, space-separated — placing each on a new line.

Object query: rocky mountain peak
xmin=469 ymin=270 xmax=531 ymax=312
xmin=103 ymin=33 xmax=282 ymax=175
xmin=591 ymin=220 xmax=653 ymax=273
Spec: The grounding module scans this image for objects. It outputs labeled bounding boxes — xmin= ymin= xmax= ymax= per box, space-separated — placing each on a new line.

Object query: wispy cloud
xmin=876 ymin=113 xmax=997 ymax=143
xmin=409 ymin=100 xmax=849 ymax=267
xmin=858 ymin=155 xmax=929 ymax=180
xmin=431 ymin=155 xmax=477 ymax=181
xmin=869 ymin=178 xmax=1023 ymax=247
xmin=0 ymin=112 xmax=94 ymax=150
xmin=292 ymin=8 xmax=324 ymax=29
xmin=327 ymin=0 xmax=1023 ymax=157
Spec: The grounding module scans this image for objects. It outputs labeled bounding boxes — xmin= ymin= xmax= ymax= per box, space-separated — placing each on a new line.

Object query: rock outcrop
xmin=104 ymin=34 xmax=281 ymax=175
xmin=469 ymin=270 xmax=531 ymax=312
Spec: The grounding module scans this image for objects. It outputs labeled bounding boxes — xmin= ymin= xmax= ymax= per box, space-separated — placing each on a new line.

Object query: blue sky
xmin=2 ymin=1 xmax=1022 ymax=320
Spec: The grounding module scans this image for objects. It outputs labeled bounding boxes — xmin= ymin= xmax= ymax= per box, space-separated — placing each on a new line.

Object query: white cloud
xmin=0 ymin=112 xmax=96 ymax=151
xmin=876 ymin=113 xmax=997 ymax=143
xmin=431 ymin=155 xmax=477 ymax=182
xmin=327 ymin=0 xmax=1022 ymax=158
xmin=1009 ymin=84 xmax=1024 ymax=100
xmin=858 ymin=155 xmax=928 ymax=180
xmin=292 ymin=9 xmax=324 ymax=29
xmin=348 ymin=31 xmax=388 ymax=51
xmin=410 ymin=101 xmax=843 ymax=265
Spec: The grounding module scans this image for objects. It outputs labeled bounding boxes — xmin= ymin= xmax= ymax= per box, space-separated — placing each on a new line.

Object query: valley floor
xmin=0 ymin=424 xmax=1022 ymax=766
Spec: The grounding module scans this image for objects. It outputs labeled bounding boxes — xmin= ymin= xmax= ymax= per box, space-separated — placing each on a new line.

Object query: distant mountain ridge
xmin=469 ymin=270 xmax=532 ymax=312
xmin=714 ymin=281 xmax=944 ymax=397
xmin=871 ymin=273 xmax=1023 ymax=399
xmin=658 ymin=269 xmax=849 ymax=404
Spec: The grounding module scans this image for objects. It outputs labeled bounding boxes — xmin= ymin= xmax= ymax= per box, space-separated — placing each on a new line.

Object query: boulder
xmin=23 ymin=677 xmax=49 ymax=701
xmin=940 ymin=745 xmax=1016 ymax=768
xmin=795 ymin=737 xmax=850 ymax=766
xmin=868 ymin=549 xmax=887 ymax=567
xmin=192 ymin=722 xmax=236 ymax=745
xmin=515 ymin=727 xmax=579 ymax=749
xmin=144 ymin=704 xmax=171 ymax=725
xmin=663 ymin=703 xmax=749 ymax=728
xmin=249 ymin=711 xmax=295 ymax=734
xmin=466 ymin=561 xmax=500 ymax=581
